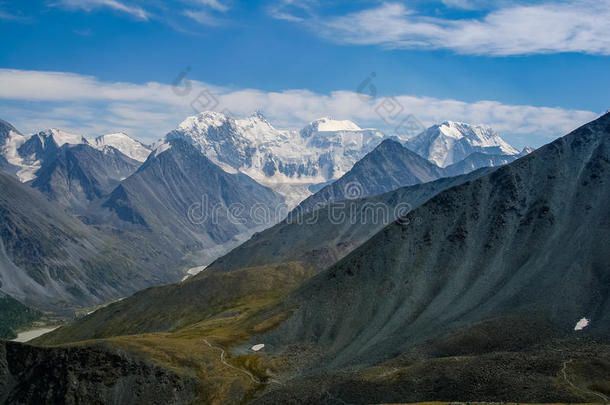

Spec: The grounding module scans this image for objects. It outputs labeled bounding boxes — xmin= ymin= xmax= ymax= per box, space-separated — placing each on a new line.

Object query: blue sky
xmin=0 ymin=0 xmax=609 ymax=148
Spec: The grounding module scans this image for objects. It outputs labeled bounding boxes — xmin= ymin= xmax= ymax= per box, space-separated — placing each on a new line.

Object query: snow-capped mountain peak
xmin=300 ymin=117 xmax=361 ymax=138
xmin=93 ymin=132 xmax=151 ymax=162
xmin=39 ymin=128 xmax=87 ymax=147
xmin=162 ymin=112 xmax=387 ymax=207
xmin=177 ymin=110 xmax=229 ymax=132
xmin=406 ymin=121 xmax=519 ymax=167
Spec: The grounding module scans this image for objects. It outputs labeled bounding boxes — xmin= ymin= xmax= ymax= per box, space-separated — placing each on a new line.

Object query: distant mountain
xmin=0 ymin=171 xmax=177 ymax=314
xmin=295 ymin=139 xmax=445 ymax=213
xmin=406 ymin=121 xmax=519 ymax=167
xmin=30 ymin=144 xmax=141 ymax=211
xmin=0 ymin=120 xmax=149 ymax=184
xmin=443 ymin=152 xmax=518 ymax=177
xmin=92 ymin=132 xmax=151 ymax=162
xmin=162 ymin=112 xmax=390 ymax=207
xmin=0 ymin=120 xmax=29 ymax=180
xmin=100 ymin=138 xmax=285 ymax=267
xmin=259 ymin=112 xmax=610 ymax=372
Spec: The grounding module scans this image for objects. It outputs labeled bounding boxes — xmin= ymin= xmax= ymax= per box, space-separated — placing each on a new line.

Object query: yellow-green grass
xmin=33 ymin=262 xmax=314 ymax=404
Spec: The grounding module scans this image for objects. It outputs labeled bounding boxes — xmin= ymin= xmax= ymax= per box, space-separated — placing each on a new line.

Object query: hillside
xmin=256 ymin=112 xmax=610 ymax=370
xmin=0 ymin=171 xmax=178 ymax=314
xmin=296 ymin=139 xmax=445 ymax=213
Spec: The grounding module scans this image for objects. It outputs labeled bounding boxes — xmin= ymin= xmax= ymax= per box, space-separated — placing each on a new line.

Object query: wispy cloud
xmin=183 ymin=9 xmax=224 ymax=25
xmin=0 ymin=9 xmax=18 ymax=20
xmin=267 ymin=0 xmax=315 ymax=23
xmin=52 ymin=0 xmax=150 ymax=20
xmin=0 ymin=68 xmax=599 ymax=148
xmin=0 ymin=3 xmax=33 ymax=22
xmin=195 ymin=0 xmax=228 ymax=12
xmin=277 ymin=1 xmax=610 ymax=56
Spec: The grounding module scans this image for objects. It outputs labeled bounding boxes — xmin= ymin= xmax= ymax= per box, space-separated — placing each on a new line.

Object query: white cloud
xmin=0 ymin=68 xmax=599 ymax=148
xmin=52 ymin=0 xmax=150 ymax=20
xmin=183 ymin=9 xmax=223 ymax=25
xmin=286 ymin=1 xmax=610 ymax=56
xmin=195 ymin=0 xmax=228 ymax=12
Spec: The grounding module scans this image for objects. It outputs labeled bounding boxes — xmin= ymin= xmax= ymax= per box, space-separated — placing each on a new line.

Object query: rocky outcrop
xmin=0 ymin=341 xmax=198 ymax=405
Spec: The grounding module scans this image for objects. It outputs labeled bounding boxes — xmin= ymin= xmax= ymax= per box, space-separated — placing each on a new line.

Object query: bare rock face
xmin=0 ymin=342 xmax=198 ymax=405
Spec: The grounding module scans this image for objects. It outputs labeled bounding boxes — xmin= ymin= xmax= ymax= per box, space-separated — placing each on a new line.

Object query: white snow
xmin=163 ymin=111 xmax=386 ymax=207
xmin=251 ymin=344 xmax=265 ymax=351
xmin=0 ymin=129 xmax=34 ymax=181
xmin=92 ymin=133 xmax=151 ymax=162
xmin=42 ymin=129 xmax=87 ymax=147
xmin=153 ymin=141 xmax=172 ymax=157
xmin=574 ymin=317 xmax=589 ymax=331
xmin=308 ymin=117 xmax=361 ymax=132
xmin=406 ymin=121 xmax=520 ymax=167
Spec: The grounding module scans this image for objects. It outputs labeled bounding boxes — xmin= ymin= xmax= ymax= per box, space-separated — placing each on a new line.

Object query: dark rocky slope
xmin=256 ymin=112 xmax=610 ymax=370
xmin=296 ymin=139 xmax=445 ymax=213
xmin=0 ymin=171 xmax=177 ymax=315
xmin=209 ymin=168 xmax=494 ymax=273
xmin=98 ymin=138 xmax=285 ymax=266
xmin=30 ymin=143 xmax=141 ymax=212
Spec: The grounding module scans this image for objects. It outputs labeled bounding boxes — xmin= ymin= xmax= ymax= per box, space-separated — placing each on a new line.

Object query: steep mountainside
xmin=209 ymin=168 xmax=493 ymax=273
xmin=295 ymin=139 xmax=445 ymax=213
xmin=406 ymin=121 xmax=519 ymax=167
xmin=30 ymin=143 xmax=141 ymax=211
xmin=256 ymin=112 xmax=610 ymax=371
xmin=0 ymin=171 xmax=177 ymax=314
xmin=100 ymin=138 xmax=285 ymax=267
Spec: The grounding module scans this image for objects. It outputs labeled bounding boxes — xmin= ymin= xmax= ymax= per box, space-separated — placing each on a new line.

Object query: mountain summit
xmin=162 ymin=111 xmax=388 ymax=207
xmin=299 ymin=117 xmax=361 ymax=137
xmin=92 ymin=133 xmax=151 ymax=162
xmin=406 ymin=121 xmax=519 ymax=167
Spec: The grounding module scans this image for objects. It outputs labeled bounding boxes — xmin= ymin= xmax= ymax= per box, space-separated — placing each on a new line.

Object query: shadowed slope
xmin=296 ymin=139 xmax=445 ymax=213
xmin=257 ymin=112 xmax=610 ymax=369
xmin=209 ymin=167 xmax=494 ymax=273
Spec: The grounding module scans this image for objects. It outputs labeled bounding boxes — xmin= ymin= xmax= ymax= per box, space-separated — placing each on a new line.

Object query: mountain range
xmin=0 ymin=113 xmax=529 ymax=336
xmin=31 ymin=112 xmax=610 ymax=404
xmin=162 ymin=112 xmax=395 ymax=207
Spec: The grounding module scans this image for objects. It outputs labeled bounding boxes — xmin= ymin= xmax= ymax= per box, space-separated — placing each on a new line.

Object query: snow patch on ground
xmin=251 ymin=344 xmax=265 ymax=351
xmin=574 ymin=317 xmax=589 ymax=331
